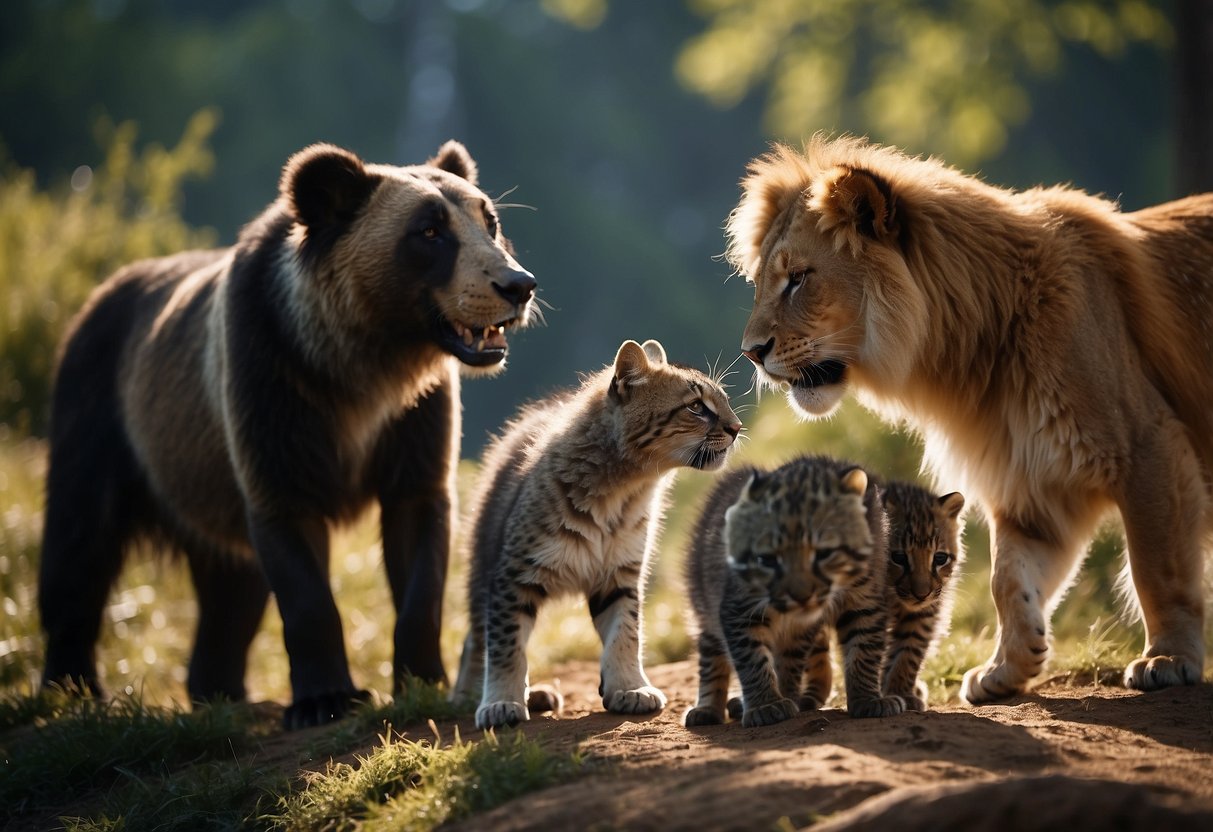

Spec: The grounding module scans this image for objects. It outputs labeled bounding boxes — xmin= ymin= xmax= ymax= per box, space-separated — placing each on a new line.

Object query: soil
xmin=436 ymin=659 xmax=1213 ymax=832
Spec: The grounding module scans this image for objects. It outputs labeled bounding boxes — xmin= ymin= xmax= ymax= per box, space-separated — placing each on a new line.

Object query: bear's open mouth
xmin=439 ymin=316 xmax=519 ymax=367
xmin=791 ymin=359 xmax=847 ymax=389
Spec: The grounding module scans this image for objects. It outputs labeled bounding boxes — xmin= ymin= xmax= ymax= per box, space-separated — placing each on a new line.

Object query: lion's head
xmin=726 ymin=137 xmax=932 ymax=418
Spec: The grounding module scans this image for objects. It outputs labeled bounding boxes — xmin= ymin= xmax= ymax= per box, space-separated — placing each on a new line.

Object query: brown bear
xmin=38 ymin=140 xmax=536 ymax=728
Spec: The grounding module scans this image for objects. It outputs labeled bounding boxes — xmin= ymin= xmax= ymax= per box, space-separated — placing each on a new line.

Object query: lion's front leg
xmin=961 ymin=518 xmax=1085 ymax=705
xmin=1119 ymin=420 xmax=1206 ymax=691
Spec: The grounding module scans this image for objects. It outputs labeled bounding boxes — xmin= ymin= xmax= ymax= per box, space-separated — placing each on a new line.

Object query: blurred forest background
xmin=1 ymin=0 xmax=1210 ymax=701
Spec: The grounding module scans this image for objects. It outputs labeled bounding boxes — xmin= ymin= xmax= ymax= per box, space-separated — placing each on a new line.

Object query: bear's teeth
xmin=462 ymin=328 xmax=474 ymax=346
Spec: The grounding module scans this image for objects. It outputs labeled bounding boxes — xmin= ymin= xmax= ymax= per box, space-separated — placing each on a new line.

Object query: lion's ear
xmin=810 ymin=166 xmax=899 ymax=254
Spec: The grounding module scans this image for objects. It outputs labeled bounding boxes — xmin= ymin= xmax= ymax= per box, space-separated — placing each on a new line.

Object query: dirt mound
xmin=443 ymin=660 xmax=1213 ymax=831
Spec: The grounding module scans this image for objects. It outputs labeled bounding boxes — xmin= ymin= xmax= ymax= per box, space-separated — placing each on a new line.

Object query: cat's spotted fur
xmin=453 ymin=339 xmax=741 ymax=729
xmin=684 ymin=455 xmax=903 ymax=728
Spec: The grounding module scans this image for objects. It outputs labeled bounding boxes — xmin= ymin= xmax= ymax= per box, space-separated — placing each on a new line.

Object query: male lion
xmin=728 ymin=135 xmax=1213 ymax=703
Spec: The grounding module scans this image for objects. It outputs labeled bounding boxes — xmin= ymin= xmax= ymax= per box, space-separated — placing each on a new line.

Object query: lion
xmin=727 ymin=134 xmax=1213 ymax=703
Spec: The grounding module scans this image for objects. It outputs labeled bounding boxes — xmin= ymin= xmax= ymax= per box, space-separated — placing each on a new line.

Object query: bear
xmin=38 ymin=140 xmax=536 ymax=728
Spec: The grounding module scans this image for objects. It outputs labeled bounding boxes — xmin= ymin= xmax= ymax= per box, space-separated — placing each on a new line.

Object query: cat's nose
xmin=741 ymin=337 xmax=774 ymax=366
xmin=722 ymin=420 xmax=743 ymax=438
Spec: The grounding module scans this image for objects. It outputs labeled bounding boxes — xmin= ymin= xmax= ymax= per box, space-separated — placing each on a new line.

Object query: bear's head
xmin=280 ymin=140 xmax=536 ymax=374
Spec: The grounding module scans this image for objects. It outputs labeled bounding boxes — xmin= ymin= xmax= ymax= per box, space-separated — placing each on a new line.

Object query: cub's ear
xmin=939 ymin=491 xmax=966 ymax=520
xmin=610 ymin=340 xmax=650 ymax=401
xmin=282 ymin=144 xmax=378 ymax=231
xmin=809 ymin=165 xmax=899 ymax=255
xmin=640 ymin=339 xmax=667 ymax=365
xmin=428 ymin=139 xmax=479 ymax=186
xmin=839 ymin=466 xmax=869 ymax=497
xmin=741 ymin=469 xmax=768 ymax=501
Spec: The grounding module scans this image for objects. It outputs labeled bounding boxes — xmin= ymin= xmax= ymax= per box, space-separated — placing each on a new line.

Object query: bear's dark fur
xmin=39 ymin=141 xmax=535 ymax=728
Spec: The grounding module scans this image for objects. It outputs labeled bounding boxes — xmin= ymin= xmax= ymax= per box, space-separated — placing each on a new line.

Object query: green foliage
xmin=0 ymin=110 xmax=216 ymax=434
xmin=275 ymin=730 xmax=583 ymax=832
xmin=676 ymin=0 xmax=1171 ymax=164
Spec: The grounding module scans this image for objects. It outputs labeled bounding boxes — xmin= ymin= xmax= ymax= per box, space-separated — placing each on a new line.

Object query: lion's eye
xmin=783 ymin=268 xmax=812 ymax=298
xmin=484 ymin=213 xmax=498 ymax=236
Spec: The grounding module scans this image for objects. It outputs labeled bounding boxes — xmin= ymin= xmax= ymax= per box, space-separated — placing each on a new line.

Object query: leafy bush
xmin=0 ymin=109 xmax=217 ymax=435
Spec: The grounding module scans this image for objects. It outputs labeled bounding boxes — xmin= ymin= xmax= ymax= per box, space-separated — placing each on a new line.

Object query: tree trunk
xmin=1176 ymin=0 xmax=1213 ymax=195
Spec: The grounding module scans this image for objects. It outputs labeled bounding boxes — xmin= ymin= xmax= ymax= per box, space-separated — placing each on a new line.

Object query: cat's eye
xmin=815 ymin=547 xmax=840 ymax=563
xmin=686 ymin=400 xmax=707 ymax=416
xmin=756 ymin=554 xmax=780 ymax=570
xmin=933 ymin=551 xmax=952 ymax=568
xmin=890 ymin=550 xmax=909 ymax=567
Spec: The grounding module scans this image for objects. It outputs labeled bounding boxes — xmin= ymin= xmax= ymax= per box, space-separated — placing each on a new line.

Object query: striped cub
xmin=453 ymin=339 xmax=741 ymax=730
xmin=684 ymin=455 xmax=903 ymax=728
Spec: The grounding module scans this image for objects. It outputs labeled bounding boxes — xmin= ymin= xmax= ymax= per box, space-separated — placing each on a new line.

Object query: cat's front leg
xmin=476 ymin=573 xmax=541 ymax=730
xmin=721 ymin=599 xmax=798 ymax=727
xmin=838 ymin=601 xmax=905 ymax=718
xmin=590 ymin=577 xmax=666 ymax=715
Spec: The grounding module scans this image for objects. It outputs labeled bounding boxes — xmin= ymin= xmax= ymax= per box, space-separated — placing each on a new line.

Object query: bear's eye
xmin=783 ymin=268 xmax=812 ymax=298
xmin=422 ymin=227 xmax=439 ymax=240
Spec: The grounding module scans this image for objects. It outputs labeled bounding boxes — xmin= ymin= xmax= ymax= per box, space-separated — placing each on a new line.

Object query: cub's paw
xmin=284 ymin=688 xmax=371 ymax=731
xmin=683 ymin=705 xmax=725 ymax=727
xmin=741 ymin=697 xmax=798 ymax=728
xmin=899 ymin=695 xmax=927 ymax=712
xmin=1124 ymin=655 xmax=1202 ymax=691
xmin=797 ymin=693 xmax=826 ymax=712
xmin=526 ymin=684 xmax=564 ymax=714
xmin=961 ymin=665 xmax=1024 ymax=705
xmin=605 ymin=685 xmax=667 ymax=715
xmin=848 ymin=694 xmax=905 ymax=719
xmin=475 ymin=700 xmax=529 ymax=730
xmin=726 ymin=696 xmax=744 ymax=721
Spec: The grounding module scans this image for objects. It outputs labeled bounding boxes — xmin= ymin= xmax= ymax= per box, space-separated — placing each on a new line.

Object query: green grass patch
xmin=275 ymin=729 xmax=584 ymax=832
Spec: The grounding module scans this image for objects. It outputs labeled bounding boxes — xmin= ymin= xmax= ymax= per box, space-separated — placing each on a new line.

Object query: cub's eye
xmin=756 ymin=554 xmax=780 ymax=570
xmin=686 ymin=400 xmax=707 ymax=416
xmin=783 ymin=268 xmax=812 ymax=298
xmin=890 ymin=550 xmax=909 ymax=567
xmin=933 ymin=551 xmax=952 ymax=568
xmin=815 ymin=547 xmax=840 ymax=563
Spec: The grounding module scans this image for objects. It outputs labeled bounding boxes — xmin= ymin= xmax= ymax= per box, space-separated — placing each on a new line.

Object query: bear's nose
xmin=493 ymin=268 xmax=536 ymax=306
xmin=741 ymin=337 xmax=775 ymax=366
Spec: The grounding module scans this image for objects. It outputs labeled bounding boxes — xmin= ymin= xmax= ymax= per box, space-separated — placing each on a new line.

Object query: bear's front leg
xmin=248 ymin=513 xmax=367 ymax=730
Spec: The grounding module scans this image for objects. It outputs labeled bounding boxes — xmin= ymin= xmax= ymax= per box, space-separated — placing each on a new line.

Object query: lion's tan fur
xmin=729 ymin=135 xmax=1213 ymax=699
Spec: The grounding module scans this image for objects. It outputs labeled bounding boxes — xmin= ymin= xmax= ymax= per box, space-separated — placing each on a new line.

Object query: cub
xmin=684 ymin=455 xmax=903 ymax=728
xmin=801 ymin=480 xmax=965 ymax=712
xmin=39 ymin=141 xmax=535 ymax=729
xmin=453 ymin=339 xmax=741 ymax=730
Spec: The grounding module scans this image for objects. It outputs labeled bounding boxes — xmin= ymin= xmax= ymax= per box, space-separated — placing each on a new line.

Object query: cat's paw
xmin=683 ymin=705 xmax=725 ymax=727
xmin=526 ymin=684 xmax=564 ymax=714
xmin=605 ymin=685 xmax=667 ymax=714
xmin=475 ymin=700 xmax=529 ymax=730
xmin=741 ymin=697 xmax=798 ymax=728
xmin=848 ymin=694 xmax=905 ymax=718
xmin=1124 ymin=655 xmax=1202 ymax=690
xmin=797 ymin=693 xmax=826 ymax=712
xmin=899 ymin=694 xmax=927 ymax=712
xmin=726 ymin=696 xmax=744 ymax=721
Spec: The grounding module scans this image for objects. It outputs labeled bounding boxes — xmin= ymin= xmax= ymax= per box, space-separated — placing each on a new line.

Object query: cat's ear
xmin=640 ymin=339 xmax=667 ymax=364
xmin=740 ymin=469 xmax=767 ymax=501
xmin=611 ymin=340 xmax=650 ymax=401
xmin=938 ymin=491 xmax=966 ymax=519
xmin=839 ymin=466 xmax=868 ymax=496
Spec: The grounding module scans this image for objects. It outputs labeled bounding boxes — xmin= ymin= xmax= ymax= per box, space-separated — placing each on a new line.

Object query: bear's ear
xmin=281 ymin=144 xmax=377 ymax=231
xmin=640 ymin=339 xmax=667 ymax=365
xmin=610 ymin=339 xmax=651 ymax=402
xmin=428 ymin=139 xmax=479 ymax=186
xmin=938 ymin=491 xmax=966 ymax=520
xmin=809 ymin=165 xmax=900 ymax=255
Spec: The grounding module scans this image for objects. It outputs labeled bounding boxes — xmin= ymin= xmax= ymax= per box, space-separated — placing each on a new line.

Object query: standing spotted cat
xmin=683 ymin=455 xmax=903 ymax=728
xmin=803 ymin=481 xmax=965 ymax=712
xmin=453 ymin=339 xmax=741 ymax=730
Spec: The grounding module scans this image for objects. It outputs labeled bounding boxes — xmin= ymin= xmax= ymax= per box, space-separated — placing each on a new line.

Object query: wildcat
xmin=684 ymin=455 xmax=903 ymax=728
xmin=453 ymin=339 xmax=741 ymax=730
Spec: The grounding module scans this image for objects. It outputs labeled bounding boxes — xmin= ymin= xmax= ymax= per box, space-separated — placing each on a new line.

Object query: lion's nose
xmin=741 ymin=337 xmax=775 ymax=366
xmin=492 ymin=268 xmax=536 ymax=306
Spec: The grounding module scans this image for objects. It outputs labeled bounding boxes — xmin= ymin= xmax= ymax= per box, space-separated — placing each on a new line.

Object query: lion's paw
xmin=961 ymin=665 xmax=1025 ymax=705
xmin=741 ymin=697 xmax=798 ymax=728
xmin=475 ymin=700 xmax=529 ymax=730
xmin=1124 ymin=655 xmax=1202 ymax=690
xmin=605 ymin=685 xmax=667 ymax=714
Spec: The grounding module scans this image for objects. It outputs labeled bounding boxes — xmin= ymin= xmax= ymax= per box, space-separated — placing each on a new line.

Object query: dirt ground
xmin=435 ymin=659 xmax=1213 ymax=832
